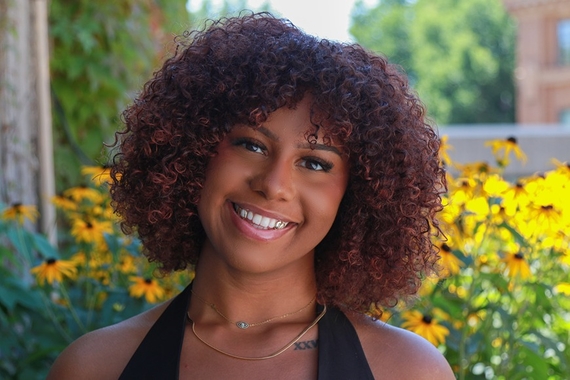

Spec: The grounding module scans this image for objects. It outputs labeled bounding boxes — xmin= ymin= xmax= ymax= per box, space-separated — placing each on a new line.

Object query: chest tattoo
xmin=293 ymin=339 xmax=318 ymax=350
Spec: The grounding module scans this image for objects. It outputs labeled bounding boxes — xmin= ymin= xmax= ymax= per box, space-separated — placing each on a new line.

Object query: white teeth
xmin=260 ymin=216 xmax=270 ymax=228
xmin=233 ymin=204 xmax=289 ymax=230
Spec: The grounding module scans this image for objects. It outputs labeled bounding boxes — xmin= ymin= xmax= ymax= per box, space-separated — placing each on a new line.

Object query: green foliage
xmin=49 ymin=0 xmax=189 ymax=191
xmin=351 ymin=0 xmax=516 ymax=125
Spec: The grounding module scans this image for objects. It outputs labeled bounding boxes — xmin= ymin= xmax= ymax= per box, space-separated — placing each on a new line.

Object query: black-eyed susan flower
xmin=485 ymin=136 xmax=527 ymax=165
xmin=528 ymin=204 xmax=562 ymax=232
xmin=70 ymin=218 xmax=113 ymax=245
xmin=51 ymin=194 xmax=78 ymax=212
xmin=117 ymin=253 xmax=137 ymax=274
xmin=30 ymin=258 xmax=77 ymax=285
xmin=554 ymin=282 xmax=570 ymax=296
xmin=367 ymin=302 xmax=392 ymax=322
xmin=81 ymin=165 xmax=113 ymax=186
xmin=1 ymin=203 xmax=39 ymax=224
xmin=129 ymin=276 xmax=165 ymax=303
xmin=551 ymin=159 xmax=570 ymax=179
xmin=439 ymin=135 xmax=453 ymax=167
xmin=63 ymin=185 xmax=103 ymax=204
xmin=502 ymin=181 xmax=530 ymax=211
xmin=554 ymin=283 xmax=570 ymax=296
xmin=401 ymin=310 xmax=450 ymax=346
xmin=448 ymin=177 xmax=478 ymax=204
xmin=502 ymin=252 xmax=531 ymax=280
xmin=437 ymin=243 xmax=463 ymax=277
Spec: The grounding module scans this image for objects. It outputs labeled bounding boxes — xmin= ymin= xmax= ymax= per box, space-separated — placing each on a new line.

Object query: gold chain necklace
xmin=190 ymin=289 xmax=316 ymax=329
xmin=187 ymin=305 xmax=326 ymax=361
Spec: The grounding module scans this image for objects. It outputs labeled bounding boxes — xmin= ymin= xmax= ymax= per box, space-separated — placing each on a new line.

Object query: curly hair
xmin=110 ymin=12 xmax=445 ymax=312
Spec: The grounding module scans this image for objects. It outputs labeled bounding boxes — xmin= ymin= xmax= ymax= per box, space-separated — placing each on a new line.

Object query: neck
xmin=189 ymin=250 xmax=318 ymax=326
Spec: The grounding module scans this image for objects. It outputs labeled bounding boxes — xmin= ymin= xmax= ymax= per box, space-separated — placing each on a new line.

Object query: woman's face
xmin=197 ymin=96 xmax=349 ymax=275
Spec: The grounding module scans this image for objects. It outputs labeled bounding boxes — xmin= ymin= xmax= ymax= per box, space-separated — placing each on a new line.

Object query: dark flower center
xmin=441 ymin=243 xmax=451 ymax=252
xmin=47 ymin=258 xmax=57 ymax=265
xmin=144 ymin=278 xmax=152 ymax=284
xmin=514 ymin=253 xmax=524 ymax=260
xmin=422 ymin=315 xmax=433 ymax=324
xmin=507 ymin=136 xmax=517 ymax=144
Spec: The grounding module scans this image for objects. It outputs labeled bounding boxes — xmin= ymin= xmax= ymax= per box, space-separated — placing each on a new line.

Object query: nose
xmin=249 ymin=158 xmax=295 ymax=201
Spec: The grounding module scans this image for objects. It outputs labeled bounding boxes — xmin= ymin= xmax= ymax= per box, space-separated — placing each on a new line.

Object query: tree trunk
xmin=0 ymin=0 xmax=39 ymax=209
xmin=1 ymin=0 xmax=56 ymax=243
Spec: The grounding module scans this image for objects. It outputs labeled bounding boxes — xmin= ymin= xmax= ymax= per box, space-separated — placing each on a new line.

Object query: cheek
xmin=306 ymin=179 xmax=347 ymax=229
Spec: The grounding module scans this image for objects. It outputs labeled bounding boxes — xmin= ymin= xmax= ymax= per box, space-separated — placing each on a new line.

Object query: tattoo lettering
xmin=294 ymin=339 xmax=318 ymax=350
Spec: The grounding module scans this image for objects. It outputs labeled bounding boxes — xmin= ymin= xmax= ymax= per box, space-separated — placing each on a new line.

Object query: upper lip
xmin=230 ymin=201 xmax=296 ymax=224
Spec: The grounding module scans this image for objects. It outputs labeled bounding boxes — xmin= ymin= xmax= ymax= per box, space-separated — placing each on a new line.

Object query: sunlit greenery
xmin=351 ymin=0 xmax=516 ymax=125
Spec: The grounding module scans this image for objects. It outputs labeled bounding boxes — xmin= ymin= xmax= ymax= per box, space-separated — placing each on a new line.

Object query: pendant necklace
xmin=190 ymin=289 xmax=316 ymax=330
xmin=187 ymin=305 xmax=326 ymax=360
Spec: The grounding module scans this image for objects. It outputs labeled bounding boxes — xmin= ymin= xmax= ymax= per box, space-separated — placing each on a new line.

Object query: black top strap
xmin=119 ymin=284 xmax=375 ymax=379
xmin=317 ymin=303 xmax=375 ymax=379
xmin=118 ymin=284 xmax=192 ymax=379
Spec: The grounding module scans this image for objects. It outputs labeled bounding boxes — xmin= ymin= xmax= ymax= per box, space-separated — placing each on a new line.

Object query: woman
xmin=48 ymin=12 xmax=454 ymax=379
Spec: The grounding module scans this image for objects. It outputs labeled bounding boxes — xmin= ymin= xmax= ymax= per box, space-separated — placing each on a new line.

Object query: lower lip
xmin=228 ymin=202 xmax=294 ymax=242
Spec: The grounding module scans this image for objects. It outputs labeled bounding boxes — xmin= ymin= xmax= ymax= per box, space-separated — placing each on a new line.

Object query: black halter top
xmin=119 ymin=284 xmax=374 ymax=379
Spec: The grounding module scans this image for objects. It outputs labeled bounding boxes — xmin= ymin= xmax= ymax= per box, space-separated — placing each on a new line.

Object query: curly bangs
xmin=110 ymin=12 xmax=445 ymax=312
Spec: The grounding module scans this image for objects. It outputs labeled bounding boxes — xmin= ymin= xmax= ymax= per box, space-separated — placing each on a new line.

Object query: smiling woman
xmin=47 ymin=12 xmax=454 ymax=380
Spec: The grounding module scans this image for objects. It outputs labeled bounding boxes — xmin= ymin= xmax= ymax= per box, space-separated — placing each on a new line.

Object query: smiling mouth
xmin=232 ymin=203 xmax=290 ymax=230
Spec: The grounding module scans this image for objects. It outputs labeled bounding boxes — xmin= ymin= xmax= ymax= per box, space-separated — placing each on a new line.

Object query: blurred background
xmin=1 ymin=1 xmax=570 ymax=378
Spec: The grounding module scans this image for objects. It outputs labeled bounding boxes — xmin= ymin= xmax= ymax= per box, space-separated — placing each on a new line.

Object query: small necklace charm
xmin=236 ymin=321 xmax=250 ymax=329
xmin=190 ymin=289 xmax=316 ymax=330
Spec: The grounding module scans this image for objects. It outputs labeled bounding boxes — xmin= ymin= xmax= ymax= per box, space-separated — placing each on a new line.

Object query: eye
xmin=232 ymin=137 xmax=266 ymax=154
xmin=300 ymin=157 xmax=333 ymax=172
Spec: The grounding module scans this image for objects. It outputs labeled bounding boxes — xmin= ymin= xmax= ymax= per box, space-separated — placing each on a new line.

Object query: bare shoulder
xmin=346 ymin=312 xmax=456 ymax=380
xmin=46 ymin=301 xmax=171 ymax=380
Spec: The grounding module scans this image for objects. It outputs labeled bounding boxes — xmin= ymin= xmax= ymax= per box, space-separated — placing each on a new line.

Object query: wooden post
xmin=33 ymin=0 xmax=57 ymax=245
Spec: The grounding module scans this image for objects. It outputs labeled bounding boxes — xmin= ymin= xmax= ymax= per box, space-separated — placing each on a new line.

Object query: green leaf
xmin=31 ymin=233 xmax=60 ymax=259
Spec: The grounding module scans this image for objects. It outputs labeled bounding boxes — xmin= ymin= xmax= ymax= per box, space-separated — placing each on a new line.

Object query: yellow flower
xmin=455 ymin=161 xmax=495 ymax=180
xmin=437 ymin=243 xmax=463 ymax=277
xmin=448 ymin=177 xmax=478 ymax=204
xmin=502 ymin=181 xmax=530 ymax=211
xmin=485 ymin=136 xmax=527 ymax=165
xmin=81 ymin=165 xmax=113 ymax=186
xmin=70 ymin=218 xmax=113 ymax=245
xmin=64 ymin=185 xmax=103 ymax=204
xmin=439 ymin=135 xmax=453 ymax=167
xmin=129 ymin=276 xmax=165 ymax=303
xmin=1 ymin=203 xmax=39 ymax=224
xmin=367 ymin=303 xmax=392 ymax=322
xmin=117 ymin=253 xmax=137 ymax=274
xmin=554 ymin=283 xmax=570 ymax=296
xmin=51 ymin=194 xmax=78 ymax=211
xmin=401 ymin=310 xmax=450 ymax=346
xmin=551 ymin=159 xmax=570 ymax=179
xmin=30 ymin=258 xmax=77 ymax=285
xmin=528 ymin=204 xmax=562 ymax=232
xmin=502 ymin=252 xmax=531 ymax=280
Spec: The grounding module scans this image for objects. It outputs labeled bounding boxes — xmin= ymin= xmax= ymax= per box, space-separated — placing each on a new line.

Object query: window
xmin=558 ymin=19 xmax=570 ymax=65
xmin=560 ymin=108 xmax=570 ymax=125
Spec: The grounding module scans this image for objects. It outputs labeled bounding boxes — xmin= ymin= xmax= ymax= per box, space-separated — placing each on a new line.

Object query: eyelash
xmin=231 ymin=137 xmax=334 ymax=173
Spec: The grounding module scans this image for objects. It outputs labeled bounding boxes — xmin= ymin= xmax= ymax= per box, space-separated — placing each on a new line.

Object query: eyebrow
xmin=257 ymin=126 xmax=343 ymax=157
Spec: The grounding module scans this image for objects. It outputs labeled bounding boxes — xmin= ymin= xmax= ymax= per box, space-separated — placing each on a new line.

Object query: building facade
xmin=504 ymin=0 xmax=570 ymax=124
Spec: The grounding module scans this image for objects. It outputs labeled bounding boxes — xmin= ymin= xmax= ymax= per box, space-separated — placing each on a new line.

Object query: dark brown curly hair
xmin=110 ymin=12 xmax=445 ymax=312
